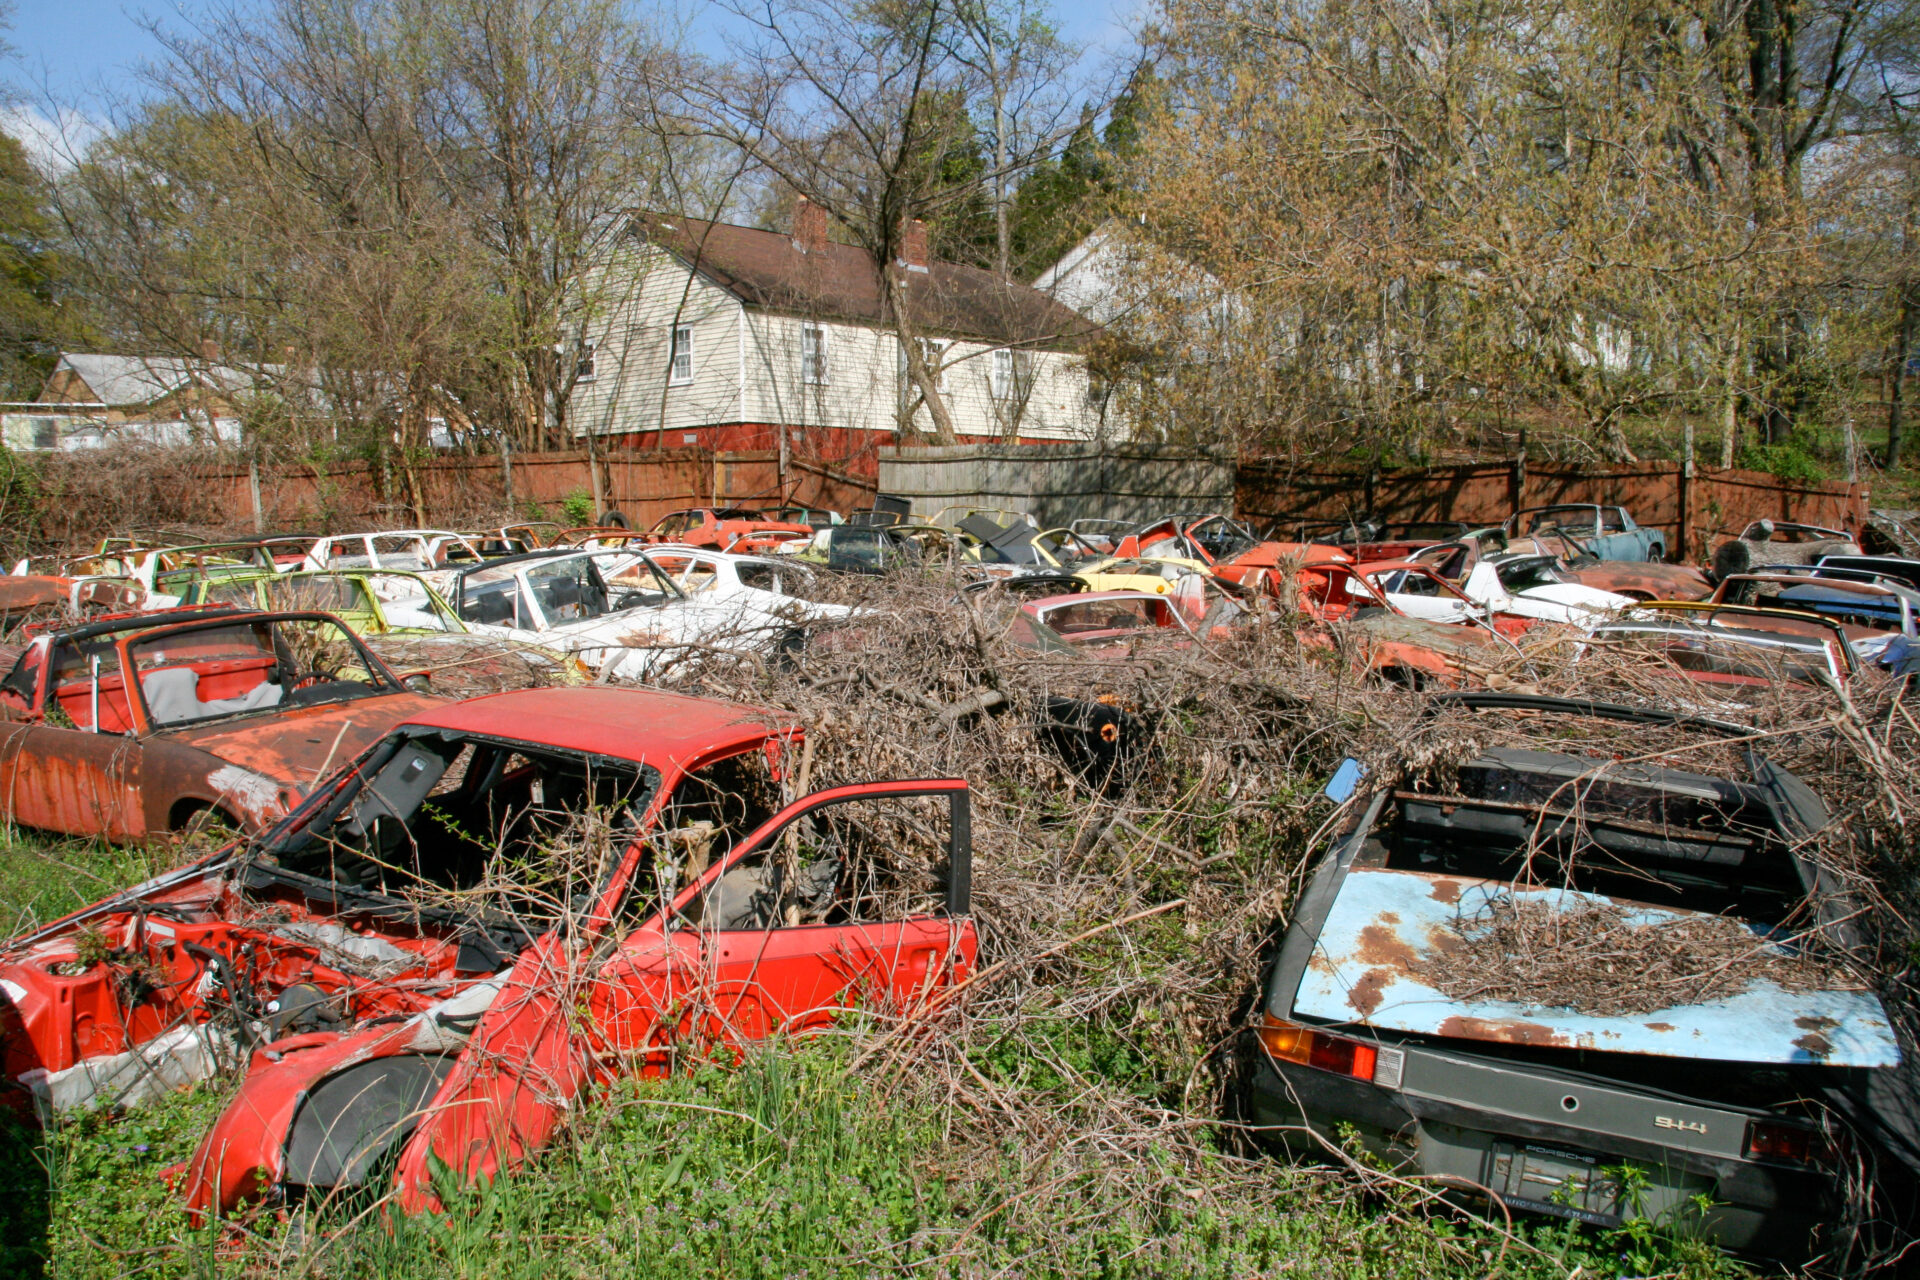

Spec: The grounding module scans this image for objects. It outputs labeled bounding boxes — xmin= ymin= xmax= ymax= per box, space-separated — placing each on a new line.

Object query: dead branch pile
xmin=1424 ymin=896 xmax=1866 ymax=1017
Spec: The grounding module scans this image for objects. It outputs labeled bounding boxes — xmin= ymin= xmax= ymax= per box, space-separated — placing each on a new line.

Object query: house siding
xmin=568 ymin=243 xmax=746 ymax=442
xmin=573 ymin=239 xmax=1116 ymax=447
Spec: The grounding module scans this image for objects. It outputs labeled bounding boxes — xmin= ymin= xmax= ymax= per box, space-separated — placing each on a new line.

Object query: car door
xmin=0 ymin=637 xmax=147 ymax=839
xmin=1374 ymin=570 xmax=1473 ymax=623
xmin=2 ymin=723 xmax=146 ymax=839
xmin=678 ymin=780 xmax=975 ymax=1047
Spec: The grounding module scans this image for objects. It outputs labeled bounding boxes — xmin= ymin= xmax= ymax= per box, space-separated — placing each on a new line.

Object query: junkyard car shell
xmin=1242 ymin=696 xmax=1906 ymax=1258
xmin=1504 ymin=505 xmax=1665 ymax=562
xmin=0 ymin=609 xmax=442 ymax=836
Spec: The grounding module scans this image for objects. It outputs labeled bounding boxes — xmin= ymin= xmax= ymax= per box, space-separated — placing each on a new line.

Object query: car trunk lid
xmin=1292 ymin=866 xmax=1899 ymax=1067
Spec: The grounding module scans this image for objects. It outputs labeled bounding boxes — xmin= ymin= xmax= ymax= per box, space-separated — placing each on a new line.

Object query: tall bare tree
xmin=52 ymin=0 xmax=678 ymax=470
xmin=664 ymin=0 xmax=1100 ymax=442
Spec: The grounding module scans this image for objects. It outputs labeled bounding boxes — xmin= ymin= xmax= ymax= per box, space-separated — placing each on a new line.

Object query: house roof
xmin=54 ymin=353 xmax=273 ymax=408
xmin=634 ymin=215 xmax=1100 ymax=351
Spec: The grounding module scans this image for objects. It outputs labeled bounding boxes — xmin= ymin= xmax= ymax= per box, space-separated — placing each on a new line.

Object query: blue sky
xmin=6 ymin=0 xmax=1142 ymax=103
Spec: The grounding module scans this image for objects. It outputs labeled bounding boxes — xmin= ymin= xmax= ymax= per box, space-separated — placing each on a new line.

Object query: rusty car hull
xmin=0 ymin=687 xmax=978 ymax=1224
xmin=0 ymin=610 xmax=445 ymax=838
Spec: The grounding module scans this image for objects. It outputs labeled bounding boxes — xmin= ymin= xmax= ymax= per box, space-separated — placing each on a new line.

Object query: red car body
xmin=1111 ymin=516 xmax=1350 ymax=598
xmin=1019 ymin=590 xmax=1197 ymax=647
xmin=0 ymin=609 xmax=443 ymax=837
xmin=0 ymin=686 xmax=976 ymax=1220
xmin=1287 ymin=562 xmax=1524 ymax=688
xmin=648 ymin=508 xmax=814 ymax=554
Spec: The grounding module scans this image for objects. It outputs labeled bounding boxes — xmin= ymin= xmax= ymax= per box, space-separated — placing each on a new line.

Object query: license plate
xmin=1484 ymin=1141 xmax=1625 ymax=1226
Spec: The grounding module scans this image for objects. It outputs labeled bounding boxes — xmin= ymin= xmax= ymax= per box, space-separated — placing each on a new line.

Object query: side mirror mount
xmin=1324 ymin=757 xmax=1367 ymax=804
xmin=400 ymin=670 xmax=432 ymax=692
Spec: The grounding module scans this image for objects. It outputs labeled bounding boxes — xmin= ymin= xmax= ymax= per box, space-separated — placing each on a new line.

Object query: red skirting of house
xmin=599 ymin=423 xmax=1076 ymax=479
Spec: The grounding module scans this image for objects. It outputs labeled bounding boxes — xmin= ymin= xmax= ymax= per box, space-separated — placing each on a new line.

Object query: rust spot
xmin=1378 ymin=911 xmax=1400 ymax=926
xmin=1795 ymin=1032 xmax=1834 ymax=1058
xmin=1644 ymin=1022 xmax=1676 ymax=1032
xmin=1436 ymin=1015 xmax=1571 ymax=1047
xmin=1428 ymin=878 xmax=1464 ymax=905
xmin=1423 ymin=925 xmax=1465 ymax=958
xmin=1355 ymin=924 xmax=1417 ymax=972
xmin=1348 ymin=968 xmax=1390 ymax=1018
xmin=1795 ymin=1015 xmax=1840 ymax=1032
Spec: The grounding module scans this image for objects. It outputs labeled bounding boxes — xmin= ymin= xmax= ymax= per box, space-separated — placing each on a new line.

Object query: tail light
xmin=1744 ymin=1119 xmax=1837 ymax=1167
xmin=1257 ymin=1014 xmax=1380 ymax=1082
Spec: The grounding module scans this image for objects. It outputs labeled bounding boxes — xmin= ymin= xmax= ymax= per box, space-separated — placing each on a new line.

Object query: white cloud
xmin=0 ymin=104 xmax=103 ymax=172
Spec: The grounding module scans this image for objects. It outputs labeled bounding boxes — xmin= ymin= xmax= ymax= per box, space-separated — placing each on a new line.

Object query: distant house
xmin=2 ymin=352 xmax=254 ymax=451
xmin=567 ymin=205 xmax=1117 ymax=468
xmin=2 ymin=352 xmax=469 ymax=452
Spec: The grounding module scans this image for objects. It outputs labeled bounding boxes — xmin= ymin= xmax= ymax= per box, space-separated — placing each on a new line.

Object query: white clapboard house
xmin=566 ymin=204 xmax=1118 ymax=462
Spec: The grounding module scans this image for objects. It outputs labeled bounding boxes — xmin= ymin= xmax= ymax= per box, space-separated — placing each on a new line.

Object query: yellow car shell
xmin=1075 ymin=555 xmax=1219 ymax=595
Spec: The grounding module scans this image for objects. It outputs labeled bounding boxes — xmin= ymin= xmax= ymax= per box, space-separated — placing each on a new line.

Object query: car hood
xmin=1293 ymin=866 xmax=1898 ymax=1067
xmin=156 ymin=693 xmax=444 ymax=790
xmin=1567 ymin=562 xmax=1712 ymax=598
xmin=1514 ymin=583 xmax=1634 ymax=611
xmin=1349 ymin=613 xmax=1505 ymax=656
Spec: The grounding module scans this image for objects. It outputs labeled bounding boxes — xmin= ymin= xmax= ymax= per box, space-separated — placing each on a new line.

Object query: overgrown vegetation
xmin=18 ymin=567 xmax=1919 ymax=1275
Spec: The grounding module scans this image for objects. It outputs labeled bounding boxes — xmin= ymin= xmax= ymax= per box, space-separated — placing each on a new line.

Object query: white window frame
xmin=669 ymin=326 xmax=694 ymax=386
xmin=990 ymin=348 xmax=1012 ymax=400
xmin=801 ymin=323 xmax=829 ymax=385
xmin=575 ymin=339 xmax=596 ymax=384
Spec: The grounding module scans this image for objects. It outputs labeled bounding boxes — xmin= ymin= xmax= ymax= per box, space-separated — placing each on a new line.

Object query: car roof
xmin=395 ymin=687 xmax=795 ymax=774
xmin=39 ymin=606 xmax=256 ymax=644
xmin=449 ymin=547 xmax=586 ymax=578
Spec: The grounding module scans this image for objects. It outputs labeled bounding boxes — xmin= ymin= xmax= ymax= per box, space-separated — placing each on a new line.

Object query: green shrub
xmin=1737 ymin=434 xmax=1827 ymax=485
xmin=560 ymin=488 xmax=595 ymax=526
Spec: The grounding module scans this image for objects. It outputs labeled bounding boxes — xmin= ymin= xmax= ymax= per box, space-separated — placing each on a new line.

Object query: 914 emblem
xmin=1655 ymin=1116 xmax=1707 ymax=1135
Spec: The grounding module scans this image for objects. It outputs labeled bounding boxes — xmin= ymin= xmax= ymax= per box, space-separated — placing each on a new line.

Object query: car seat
xmin=142 ymin=667 xmax=284 ymax=725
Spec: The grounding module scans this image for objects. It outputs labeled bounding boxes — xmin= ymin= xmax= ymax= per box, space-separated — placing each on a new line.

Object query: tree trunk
xmin=990 ymin=40 xmax=1011 ymax=282
xmin=1890 ymin=297 xmax=1913 ymax=468
xmin=889 ymin=273 xmax=959 ymax=444
xmin=1720 ymin=322 xmax=1741 ymax=469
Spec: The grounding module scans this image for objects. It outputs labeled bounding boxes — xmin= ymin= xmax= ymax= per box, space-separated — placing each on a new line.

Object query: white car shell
xmin=1461 ymin=555 xmax=1634 ymax=627
xmin=1401 ymin=547 xmax=1633 ymax=627
xmin=300 ymin=530 xmax=497 ymax=597
xmin=437 ymin=550 xmax=798 ymax=681
xmin=622 ymin=545 xmax=855 ymax=628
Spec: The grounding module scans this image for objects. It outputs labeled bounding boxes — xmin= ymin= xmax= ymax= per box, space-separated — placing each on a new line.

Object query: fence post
xmin=248 ymin=456 xmax=265 ymax=533
xmin=1511 ymin=431 xmax=1529 ymax=513
xmin=1678 ymin=421 xmax=1694 ymax=562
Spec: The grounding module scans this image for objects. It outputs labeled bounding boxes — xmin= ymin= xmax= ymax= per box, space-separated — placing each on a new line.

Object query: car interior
xmin=131 ymin=620 xmax=388 ymax=727
xmin=1373 ymin=750 xmax=1815 ymax=925
xmin=258 ymin=732 xmax=663 ymax=963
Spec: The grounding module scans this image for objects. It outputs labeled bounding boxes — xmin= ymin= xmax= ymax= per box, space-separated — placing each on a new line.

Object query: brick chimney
xmin=791 ymin=197 xmax=827 ymax=255
xmin=199 ymin=337 xmax=222 ymax=362
xmin=898 ymin=219 xmax=930 ymax=273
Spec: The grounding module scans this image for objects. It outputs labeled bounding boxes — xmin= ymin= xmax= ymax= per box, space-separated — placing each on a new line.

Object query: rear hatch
xmin=1293 ymin=865 xmax=1898 ymax=1067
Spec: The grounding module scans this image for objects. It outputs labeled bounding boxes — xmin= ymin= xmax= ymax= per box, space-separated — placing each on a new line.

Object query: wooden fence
xmin=17 ymin=440 xmax=1869 ymax=560
xmin=201 ymin=448 xmax=878 ymax=533
xmin=1236 ymin=459 xmax=1869 ymax=560
xmin=876 ymin=442 xmax=1237 ymax=527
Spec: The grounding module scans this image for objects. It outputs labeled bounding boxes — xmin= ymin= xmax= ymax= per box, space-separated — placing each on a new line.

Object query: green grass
xmin=0 ymin=829 xmax=1755 ymax=1279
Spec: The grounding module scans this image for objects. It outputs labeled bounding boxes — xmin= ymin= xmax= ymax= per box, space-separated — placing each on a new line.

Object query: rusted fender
xmin=0 ymin=577 xmax=67 ymax=612
xmin=1569 ymin=561 xmax=1712 ymax=601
